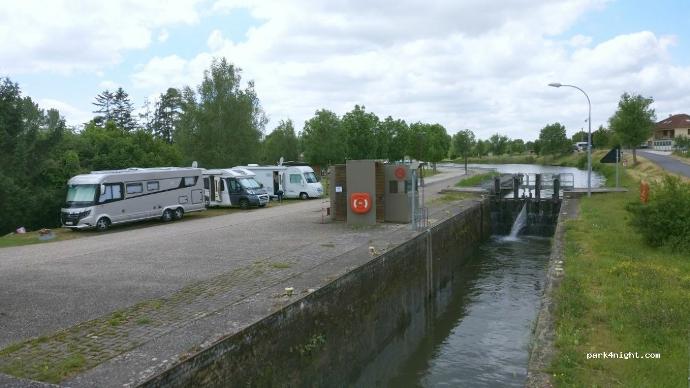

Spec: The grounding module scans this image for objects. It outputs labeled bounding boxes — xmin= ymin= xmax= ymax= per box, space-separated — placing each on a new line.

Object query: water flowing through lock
xmin=508 ymin=203 xmax=527 ymax=239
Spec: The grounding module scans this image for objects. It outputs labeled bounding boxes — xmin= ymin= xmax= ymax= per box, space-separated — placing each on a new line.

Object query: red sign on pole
xmin=394 ymin=166 xmax=406 ymax=180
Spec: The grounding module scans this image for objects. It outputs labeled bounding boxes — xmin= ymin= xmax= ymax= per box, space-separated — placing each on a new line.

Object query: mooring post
xmin=494 ymin=176 xmax=500 ymax=196
xmin=552 ymin=177 xmax=560 ymax=200
xmin=513 ymin=175 xmax=520 ymax=199
xmin=535 ymin=173 xmax=541 ymax=199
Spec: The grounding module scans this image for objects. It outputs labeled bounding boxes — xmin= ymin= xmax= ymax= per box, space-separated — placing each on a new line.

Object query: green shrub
xmin=626 ymin=175 xmax=690 ymax=252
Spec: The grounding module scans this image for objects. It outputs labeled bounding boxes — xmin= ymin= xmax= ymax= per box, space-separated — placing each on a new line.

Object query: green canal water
xmin=354 ymin=235 xmax=552 ymax=387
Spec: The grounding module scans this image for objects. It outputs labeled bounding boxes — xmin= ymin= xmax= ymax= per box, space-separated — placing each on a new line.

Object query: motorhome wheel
xmin=96 ymin=217 xmax=111 ymax=232
xmin=239 ymin=199 xmax=249 ymax=209
xmin=299 ymin=192 xmax=309 ymax=200
xmin=162 ymin=209 xmax=173 ymax=222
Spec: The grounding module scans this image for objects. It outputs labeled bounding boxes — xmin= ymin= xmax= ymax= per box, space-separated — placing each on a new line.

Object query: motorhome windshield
xmin=238 ymin=177 xmax=262 ymax=190
xmin=304 ymin=172 xmax=319 ymax=183
xmin=65 ymin=184 xmax=98 ymax=207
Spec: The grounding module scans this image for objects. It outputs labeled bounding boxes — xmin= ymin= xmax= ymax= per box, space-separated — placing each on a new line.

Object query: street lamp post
xmin=548 ymin=82 xmax=592 ymax=197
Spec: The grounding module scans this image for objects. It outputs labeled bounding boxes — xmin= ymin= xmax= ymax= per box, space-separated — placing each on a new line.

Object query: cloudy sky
xmin=2 ymin=0 xmax=689 ymax=140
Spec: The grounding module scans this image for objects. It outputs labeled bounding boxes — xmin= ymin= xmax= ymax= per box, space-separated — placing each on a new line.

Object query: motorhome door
xmin=227 ymin=178 xmax=241 ymax=205
xmin=208 ymin=175 xmax=224 ymax=205
xmin=272 ymin=171 xmax=280 ymax=195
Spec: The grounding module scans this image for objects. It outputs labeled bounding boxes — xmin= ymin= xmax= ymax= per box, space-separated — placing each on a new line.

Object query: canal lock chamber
xmin=142 ymin=198 xmax=562 ymax=387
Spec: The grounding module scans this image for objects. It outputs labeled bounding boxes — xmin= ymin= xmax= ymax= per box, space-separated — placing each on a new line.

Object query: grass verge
xmin=455 ymin=172 xmax=498 ymax=187
xmin=550 ymin=161 xmax=690 ymax=387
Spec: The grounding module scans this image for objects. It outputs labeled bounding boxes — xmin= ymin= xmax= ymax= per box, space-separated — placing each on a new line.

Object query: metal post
xmin=513 ymin=175 xmax=520 ymax=199
xmin=494 ymin=176 xmax=501 ymax=196
xmin=535 ymin=174 xmax=541 ymax=199
xmin=410 ymin=170 xmax=416 ymax=230
xmin=553 ymin=177 xmax=560 ymax=200
xmin=548 ymin=83 xmax=591 ymax=197
xmin=615 ymin=148 xmax=619 ymax=188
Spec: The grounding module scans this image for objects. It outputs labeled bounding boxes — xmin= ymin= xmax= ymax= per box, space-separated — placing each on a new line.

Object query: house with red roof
xmin=648 ymin=113 xmax=690 ymax=150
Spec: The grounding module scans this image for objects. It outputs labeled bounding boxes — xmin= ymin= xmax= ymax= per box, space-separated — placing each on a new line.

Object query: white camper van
xmin=203 ymin=168 xmax=270 ymax=209
xmin=236 ymin=165 xmax=287 ymax=199
xmin=61 ymin=167 xmax=205 ymax=231
xmin=282 ymin=165 xmax=323 ymax=199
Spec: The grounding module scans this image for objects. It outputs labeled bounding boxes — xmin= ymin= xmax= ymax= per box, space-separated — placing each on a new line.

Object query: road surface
xmin=638 ymin=150 xmax=690 ymax=178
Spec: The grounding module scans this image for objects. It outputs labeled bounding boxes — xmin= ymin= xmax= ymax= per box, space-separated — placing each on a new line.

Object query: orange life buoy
xmin=350 ymin=192 xmax=372 ymax=214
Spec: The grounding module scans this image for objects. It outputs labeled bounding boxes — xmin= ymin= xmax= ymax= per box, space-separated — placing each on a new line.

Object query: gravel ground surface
xmin=0 ymin=167 xmax=477 ymax=386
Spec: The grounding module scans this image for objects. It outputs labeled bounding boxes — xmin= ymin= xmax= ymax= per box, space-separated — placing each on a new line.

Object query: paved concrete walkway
xmin=0 ymin=169 xmax=474 ymax=386
xmin=638 ymin=150 xmax=690 ymax=178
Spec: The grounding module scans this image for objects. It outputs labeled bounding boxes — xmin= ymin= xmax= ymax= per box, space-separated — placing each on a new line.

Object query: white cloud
xmin=158 ymin=29 xmax=170 ymax=43
xmin=0 ymin=0 xmax=203 ymax=74
xmin=12 ymin=0 xmax=689 ymax=140
xmin=99 ymin=80 xmax=119 ymax=90
xmin=136 ymin=0 xmax=653 ymax=139
xmin=38 ymin=98 xmax=91 ymax=126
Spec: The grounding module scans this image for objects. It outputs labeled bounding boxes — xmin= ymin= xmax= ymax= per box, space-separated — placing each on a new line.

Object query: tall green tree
xmin=592 ymin=125 xmax=615 ymax=148
xmin=409 ymin=122 xmax=450 ymax=170
xmin=608 ymin=92 xmax=656 ymax=164
xmin=452 ymin=129 xmax=476 ymax=173
xmin=112 ymin=87 xmax=137 ymax=131
xmin=539 ymin=122 xmax=571 ymax=157
xmin=176 ymin=58 xmax=266 ymax=167
xmin=262 ymin=119 xmax=299 ymax=164
xmin=301 ymin=109 xmax=345 ymax=167
xmin=571 ymin=130 xmax=588 ymax=143
xmin=342 ymin=105 xmax=378 ymax=159
xmin=380 ymin=116 xmax=409 ymax=162
xmin=474 ymin=139 xmax=489 ymax=157
xmin=508 ymin=138 xmax=526 ymax=154
xmin=488 ymin=133 xmax=509 ymax=155
xmin=0 ymin=78 xmax=86 ymax=234
xmin=151 ymin=88 xmax=182 ymax=144
xmin=92 ymin=89 xmax=115 ymax=125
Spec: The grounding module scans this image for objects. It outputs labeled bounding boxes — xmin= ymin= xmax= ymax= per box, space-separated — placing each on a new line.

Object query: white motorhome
xmin=236 ymin=164 xmax=287 ymax=199
xmin=203 ymin=168 xmax=270 ymax=209
xmin=282 ymin=164 xmax=323 ymax=199
xmin=61 ymin=167 xmax=205 ymax=231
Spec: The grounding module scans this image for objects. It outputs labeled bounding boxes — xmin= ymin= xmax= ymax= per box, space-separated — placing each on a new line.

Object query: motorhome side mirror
xmin=260 ymin=183 xmax=264 ymax=188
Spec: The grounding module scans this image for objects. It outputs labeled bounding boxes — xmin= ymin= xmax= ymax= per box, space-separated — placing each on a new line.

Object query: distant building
xmin=649 ymin=114 xmax=690 ymax=150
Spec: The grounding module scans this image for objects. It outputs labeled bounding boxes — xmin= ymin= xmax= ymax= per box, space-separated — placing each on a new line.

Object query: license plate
xmin=65 ymin=221 xmax=73 ymax=225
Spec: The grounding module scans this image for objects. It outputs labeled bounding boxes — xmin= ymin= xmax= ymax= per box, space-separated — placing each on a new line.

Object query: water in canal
xmin=354 ymin=163 xmax=571 ymax=387
xmin=353 ymin=235 xmax=552 ymax=387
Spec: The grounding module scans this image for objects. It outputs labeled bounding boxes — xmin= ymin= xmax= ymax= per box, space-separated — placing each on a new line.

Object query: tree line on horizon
xmin=0 ymin=56 xmax=658 ymax=235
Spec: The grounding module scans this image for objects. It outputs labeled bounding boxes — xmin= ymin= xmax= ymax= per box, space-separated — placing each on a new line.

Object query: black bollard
xmin=494 ymin=176 xmax=501 ymax=195
xmin=553 ymin=177 xmax=560 ymax=200
xmin=535 ymin=174 xmax=541 ymax=199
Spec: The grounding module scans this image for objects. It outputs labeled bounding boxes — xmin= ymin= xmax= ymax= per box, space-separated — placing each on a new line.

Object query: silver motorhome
xmin=61 ymin=167 xmax=205 ymax=231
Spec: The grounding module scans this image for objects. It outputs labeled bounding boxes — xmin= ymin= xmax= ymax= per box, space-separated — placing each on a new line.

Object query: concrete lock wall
xmin=141 ymin=200 xmax=491 ymax=387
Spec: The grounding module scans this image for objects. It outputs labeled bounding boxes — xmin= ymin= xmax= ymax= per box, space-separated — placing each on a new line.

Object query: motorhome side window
xmin=184 ymin=176 xmax=197 ymax=187
xmin=126 ymin=183 xmax=143 ymax=194
xmin=99 ymin=183 xmax=123 ymax=203
xmin=289 ymin=174 xmax=302 ymax=184
xmin=147 ymin=181 xmax=159 ymax=191
xmin=228 ymin=179 xmax=240 ymax=192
